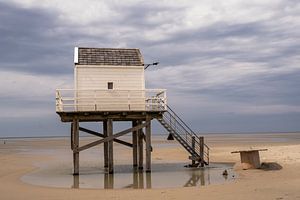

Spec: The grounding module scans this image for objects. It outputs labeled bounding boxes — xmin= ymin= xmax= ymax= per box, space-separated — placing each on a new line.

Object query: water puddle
xmin=22 ymin=162 xmax=236 ymax=189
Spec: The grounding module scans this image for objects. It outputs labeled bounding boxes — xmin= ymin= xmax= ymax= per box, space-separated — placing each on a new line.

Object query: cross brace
xmin=76 ymin=121 xmax=149 ymax=152
xmin=79 ymin=127 xmax=133 ymax=148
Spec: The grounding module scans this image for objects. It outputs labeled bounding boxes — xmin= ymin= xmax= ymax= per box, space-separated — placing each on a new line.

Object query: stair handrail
xmin=160 ymin=103 xmax=210 ymax=164
xmin=166 ymin=105 xmax=197 ymax=137
xmin=165 ymin=105 xmax=210 ymax=150
xmin=162 ymin=112 xmax=210 ymax=164
xmin=156 ymin=98 xmax=209 ymax=164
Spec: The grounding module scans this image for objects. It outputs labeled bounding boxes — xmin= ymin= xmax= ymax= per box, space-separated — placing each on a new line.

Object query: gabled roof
xmin=74 ymin=47 xmax=144 ymax=66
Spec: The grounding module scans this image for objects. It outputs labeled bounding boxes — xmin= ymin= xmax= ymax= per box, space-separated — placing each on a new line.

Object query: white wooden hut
xmin=56 ymin=47 xmax=166 ymax=113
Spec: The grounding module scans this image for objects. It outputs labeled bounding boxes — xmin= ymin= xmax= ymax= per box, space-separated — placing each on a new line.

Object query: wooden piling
xmin=191 ymin=136 xmax=195 ymax=166
xmin=199 ymin=136 xmax=204 ymax=167
xmin=145 ymin=115 xmax=151 ymax=172
xmin=138 ymin=121 xmax=143 ymax=170
xmin=72 ymin=118 xmax=79 ymax=175
xmin=66 ymin=113 xmax=157 ymax=175
xmin=103 ymin=120 xmax=108 ymax=168
xmin=107 ymin=119 xmax=114 ymax=174
xmin=71 ymin=122 xmax=74 ymax=150
xmin=132 ymin=120 xmax=138 ymax=167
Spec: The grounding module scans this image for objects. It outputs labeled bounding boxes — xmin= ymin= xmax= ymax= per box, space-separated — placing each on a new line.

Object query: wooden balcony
xmin=56 ymin=89 xmax=167 ymax=122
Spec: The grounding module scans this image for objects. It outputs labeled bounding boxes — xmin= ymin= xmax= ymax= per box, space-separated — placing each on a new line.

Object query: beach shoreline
xmin=1 ymin=133 xmax=300 ymax=199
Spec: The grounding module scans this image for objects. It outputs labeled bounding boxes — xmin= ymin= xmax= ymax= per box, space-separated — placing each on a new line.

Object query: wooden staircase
xmin=157 ymin=105 xmax=209 ymax=167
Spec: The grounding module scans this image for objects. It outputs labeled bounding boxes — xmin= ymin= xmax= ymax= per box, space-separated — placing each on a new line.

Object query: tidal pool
xmin=22 ymin=162 xmax=236 ymax=189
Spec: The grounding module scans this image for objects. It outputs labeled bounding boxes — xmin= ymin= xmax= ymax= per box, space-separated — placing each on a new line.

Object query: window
xmin=108 ymin=82 xmax=113 ymax=89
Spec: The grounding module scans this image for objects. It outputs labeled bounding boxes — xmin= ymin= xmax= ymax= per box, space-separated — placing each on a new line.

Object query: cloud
xmin=0 ymin=2 xmax=76 ymax=75
xmin=0 ymin=0 xmax=299 ymax=135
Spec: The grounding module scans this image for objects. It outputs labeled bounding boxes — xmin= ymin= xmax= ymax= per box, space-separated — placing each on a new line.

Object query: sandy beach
xmin=1 ymin=133 xmax=300 ymax=200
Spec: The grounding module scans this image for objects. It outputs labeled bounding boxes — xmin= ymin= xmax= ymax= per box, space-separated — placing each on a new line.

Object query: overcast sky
xmin=0 ymin=0 xmax=299 ymax=137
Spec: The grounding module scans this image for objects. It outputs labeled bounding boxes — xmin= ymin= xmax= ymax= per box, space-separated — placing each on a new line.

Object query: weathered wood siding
xmin=76 ymin=65 xmax=144 ymax=90
xmin=75 ymin=65 xmax=145 ymax=111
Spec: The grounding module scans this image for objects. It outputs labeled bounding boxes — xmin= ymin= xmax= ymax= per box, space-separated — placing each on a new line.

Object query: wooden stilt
xmin=138 ymin=121 xmax=143 ymax=170
xmin=71 ymin=122 xmax=74 ymax=150
xmin=132 ymin=120 xmax=138 ymax=167
xmin=103 ymin=120 xmax=108 ymax=168
xmin=192 ymin=136 xmax=195 ymax=166
xmin=72 ymin=118 xmax=79 ymax=175
xmin=199 ymin=136 xmax=204 ymax=167
xmin=107 ymin=119 xmax=114 ymax=174
xmin=145 ymin=115 xmax=151 ymax=172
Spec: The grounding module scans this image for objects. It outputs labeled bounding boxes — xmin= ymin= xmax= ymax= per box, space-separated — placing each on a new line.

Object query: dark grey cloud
xmin=141 ymin=20 xmax=300 ymax=67
xmin=0 ymin=2 xmax=74 ymax=75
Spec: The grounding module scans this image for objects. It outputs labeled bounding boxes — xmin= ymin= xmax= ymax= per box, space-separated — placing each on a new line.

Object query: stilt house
xmin=56 ymin=47 xmax=209 ymax=175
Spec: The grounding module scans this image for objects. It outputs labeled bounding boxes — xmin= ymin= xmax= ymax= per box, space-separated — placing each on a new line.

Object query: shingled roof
xmin=75 ymin=47 xmax=144 ymax=66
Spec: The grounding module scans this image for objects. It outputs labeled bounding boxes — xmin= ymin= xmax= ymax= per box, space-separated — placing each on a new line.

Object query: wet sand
xmin=1 ymin=133 xmax=300 ymax=199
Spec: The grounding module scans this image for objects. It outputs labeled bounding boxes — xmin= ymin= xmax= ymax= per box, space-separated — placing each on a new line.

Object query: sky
xmin=0 ymin=0 xmax=299 ymax=137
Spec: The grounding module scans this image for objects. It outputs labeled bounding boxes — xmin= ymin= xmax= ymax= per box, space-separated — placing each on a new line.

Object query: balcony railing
xmin=56 ymin=89 xmax=167 ymax=112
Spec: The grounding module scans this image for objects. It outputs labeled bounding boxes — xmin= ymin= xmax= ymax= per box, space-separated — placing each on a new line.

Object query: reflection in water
xmin=184 ymin=169 xmax=206 ymax=187
xmin=131 ymin=170 xmax=152 ymax=189
xmin=71 ymin=166 xmax=232 ymax=189
xmin=72 ymin=175 xmax=79 ymax=189
xmin=104 ymin=173 xmax=114 ymax=189
xmin=146 ymin=172 xmax=152 ymax=188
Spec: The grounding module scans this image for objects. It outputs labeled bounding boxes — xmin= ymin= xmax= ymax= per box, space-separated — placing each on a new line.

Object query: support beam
xmin=108 ymin=119 xmax=113 ymax=174
xmin=140 ymin=130 xmax=153 ymax=152
xmin=192 ymin=136 xmax=196 ymax=166
xmin=145 ymin=115 xmax=151 ymax=172
xmin=72 ymin=118 xmax=79 ymax=175
xmin=79 ymin=126 xmax=133 ymax=147
xmin=199 ymin=136 xmax=204 ymax=167
xmin=138 ymin=121 xmax=144 ymax=170
xmin=132 ymin=120 xmax=138 ymax=167
xmin=103 ymin=120 xmax=108 ymax=168
xmin=70 ymin=122 xmax=74 ymax=150
xmin=77 ymin=121 xmax=149 ymax=152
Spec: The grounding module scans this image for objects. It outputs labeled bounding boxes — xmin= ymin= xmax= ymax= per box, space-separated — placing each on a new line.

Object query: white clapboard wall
xmin=75 ymin=65 xmax=145 ymax=111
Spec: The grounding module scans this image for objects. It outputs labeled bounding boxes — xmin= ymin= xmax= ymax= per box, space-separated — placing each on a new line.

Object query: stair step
xmin=158 ymin=109 xmax=209 ymax=165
